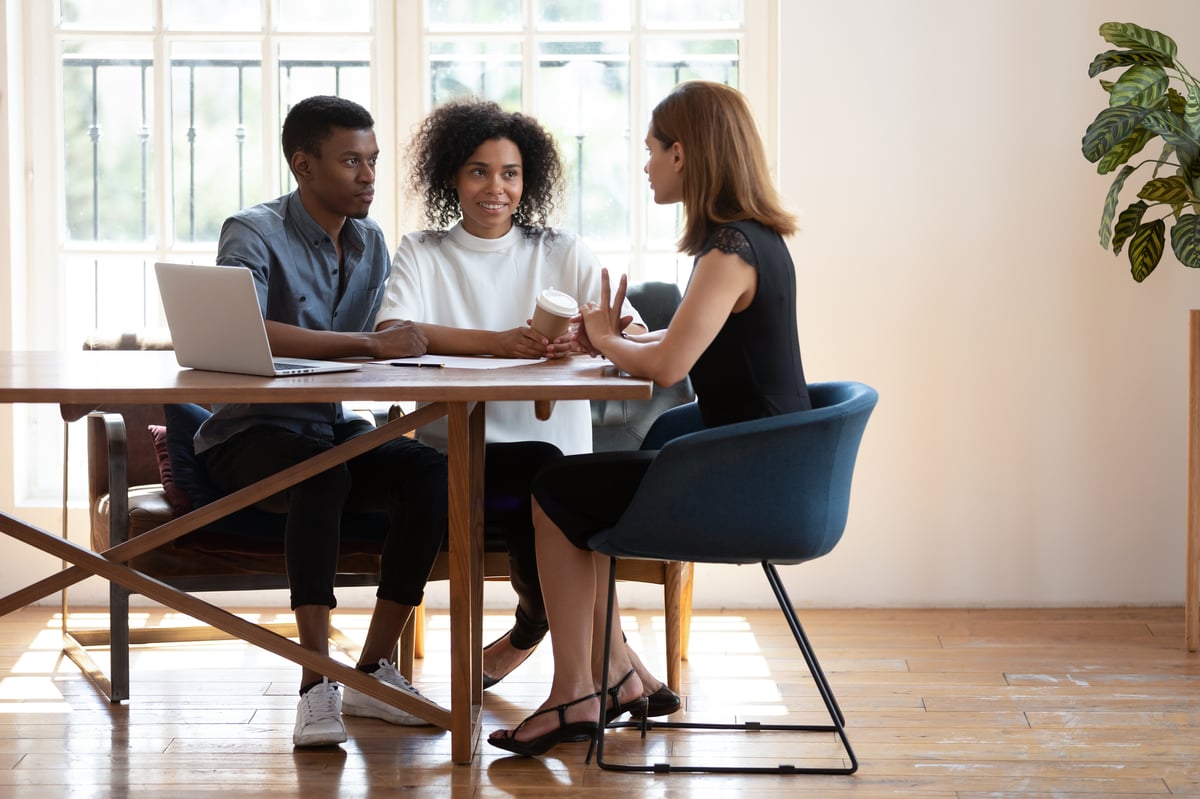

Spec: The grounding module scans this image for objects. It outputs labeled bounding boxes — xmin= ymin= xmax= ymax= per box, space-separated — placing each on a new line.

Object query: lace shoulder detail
xmin=707 ymin=225 xmax=756 ymax=266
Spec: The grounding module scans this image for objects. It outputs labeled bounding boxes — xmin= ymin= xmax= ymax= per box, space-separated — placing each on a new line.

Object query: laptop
xmin=154 ymin=262 xmax=362 ymax=377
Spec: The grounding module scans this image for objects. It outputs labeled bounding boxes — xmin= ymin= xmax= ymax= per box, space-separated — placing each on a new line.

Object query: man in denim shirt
xmin=196 ymin=96 xmax=447 ymax=747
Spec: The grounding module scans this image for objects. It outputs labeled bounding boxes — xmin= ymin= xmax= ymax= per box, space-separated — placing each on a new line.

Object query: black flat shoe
xmin=629 ymin=684 xmax=682 ymax=719
xmin=604 ymin=668 xmax=649 ymax=724
xmin=481 ymin=629 xmax=537 ymax=690
xmin=488 ymin=693 xmax=600 ymax=757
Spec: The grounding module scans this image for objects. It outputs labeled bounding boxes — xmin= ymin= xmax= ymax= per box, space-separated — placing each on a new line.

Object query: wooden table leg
xmin=1188 ymin=311 xmax=1200 ymax=652
xmin=446 ymin=400 xmax=485 ymax=763
xmin=0 ymin=512 xmax=451 ymax=728
xmin=0 ymin=403 xmax=449 ymax=616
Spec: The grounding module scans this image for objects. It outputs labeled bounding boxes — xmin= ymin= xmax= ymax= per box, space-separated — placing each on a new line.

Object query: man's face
xmin=293 ymin=127 xmax=379 ymax=222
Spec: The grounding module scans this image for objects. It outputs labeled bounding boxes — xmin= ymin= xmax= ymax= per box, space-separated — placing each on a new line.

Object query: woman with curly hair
xmin=374 ymin=99 xmax=674 ymax=704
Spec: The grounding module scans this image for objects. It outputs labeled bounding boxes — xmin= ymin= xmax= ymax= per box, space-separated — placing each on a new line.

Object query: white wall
xmin=3 ymin=1 xmax=1200 ymax=611
xmin=762 ymin=0 xmax=1200 ymax=609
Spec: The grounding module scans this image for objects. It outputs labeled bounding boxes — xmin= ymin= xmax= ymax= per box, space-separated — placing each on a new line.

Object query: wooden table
xmin=0 ymin=350 xmax=652 ymax=762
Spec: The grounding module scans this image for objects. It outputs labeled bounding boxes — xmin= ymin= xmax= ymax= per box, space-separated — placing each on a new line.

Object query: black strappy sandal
xmin=604 ymin=668 xmax=649 ymax=725
xmin=488 ymin=692 xmax=601 ymax=757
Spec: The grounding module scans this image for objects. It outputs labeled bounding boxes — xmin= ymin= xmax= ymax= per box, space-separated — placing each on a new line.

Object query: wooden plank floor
xmin=0 ymin=605 xmax=1197 ymax=798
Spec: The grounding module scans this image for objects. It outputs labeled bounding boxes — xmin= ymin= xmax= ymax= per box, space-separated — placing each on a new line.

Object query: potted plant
xmin=1082 ymin=21 xmax=1200 ymax=281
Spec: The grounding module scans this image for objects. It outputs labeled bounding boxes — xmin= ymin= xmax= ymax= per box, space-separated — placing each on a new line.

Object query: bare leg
xmin=626 ymin=645 xmax=667 ymax=696
xmin=295 ymin=604 xmax=331 ymax=690
xmin=590 ymin=554 xmax=645 ymax=709
xmin=357 ymin=598 xmax=414 ymax=667
xmin=489 ymin=499 xmax=643 ymax=744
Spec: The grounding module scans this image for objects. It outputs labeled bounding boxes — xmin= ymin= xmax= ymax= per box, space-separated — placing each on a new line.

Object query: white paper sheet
xmin=369 ymin=354 xmax=544 ymax=370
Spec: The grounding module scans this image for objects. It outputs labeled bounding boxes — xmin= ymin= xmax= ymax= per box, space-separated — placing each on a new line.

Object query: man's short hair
xmin=281 ymin=95 xmax=375 ymax=163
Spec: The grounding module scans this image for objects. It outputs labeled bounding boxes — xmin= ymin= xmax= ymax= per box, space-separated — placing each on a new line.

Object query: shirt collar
xmin=447 ymin=219 xmax=522 ymax=253
xmin=284 ymin=189 xmax=366 ymax=256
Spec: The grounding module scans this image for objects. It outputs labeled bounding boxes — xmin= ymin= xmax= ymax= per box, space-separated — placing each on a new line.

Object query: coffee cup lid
xmin=536 ymin=288 xmax=577 ymax=316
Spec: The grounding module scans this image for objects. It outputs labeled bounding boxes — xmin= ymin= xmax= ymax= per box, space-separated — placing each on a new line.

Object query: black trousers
xmin=483 ymin=441 xmax=562 ymax=650
xmin=200 ymin=417 xmax=448 ymax=610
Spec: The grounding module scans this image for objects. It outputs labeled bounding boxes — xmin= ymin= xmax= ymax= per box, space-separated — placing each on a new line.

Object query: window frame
xmin=1 ymin=0 xmax=780 ymax=510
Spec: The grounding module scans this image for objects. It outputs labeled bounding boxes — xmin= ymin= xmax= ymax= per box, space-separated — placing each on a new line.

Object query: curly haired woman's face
xmin=452 ymin=137 xmax=524 ymax=239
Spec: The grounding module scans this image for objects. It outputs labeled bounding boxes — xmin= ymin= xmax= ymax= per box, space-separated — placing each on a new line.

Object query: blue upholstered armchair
xmin=591 ymin=381 xmax=878 ymax=775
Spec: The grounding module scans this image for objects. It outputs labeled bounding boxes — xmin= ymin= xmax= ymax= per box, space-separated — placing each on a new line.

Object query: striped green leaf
xmin=1170 ymin=214 xmax=1200 ymax=268
xmin=1186 ymin=86 xmax=1200 ymax=139
xmin=1141 ymin=109 xmax=1200 ymax=171
xmin=1099 ymin=165 xmax=1135 ymax=248
xmin=1082 ymin=106 xmax=1154 ymax=163
xmin=1136 ymin=175 xmax=1193 ymax=203
xmin=1088 ymin=49 xmax=1174 ymax=78
xmin=1169 ymin=87 xmax=1188 ymax=115
xmin=1099 ymin=22 xmax=1177 ymax=60
xmin=1108 ymin=65 xmax=1168 ymax=108
xmin=1097 ymin=126 xmax=1154 ymax=173
xmin=1112 ymin=201 xmax=1148 ymax=255
xmin=1128 ymin=218 xmax=1166 ymax=281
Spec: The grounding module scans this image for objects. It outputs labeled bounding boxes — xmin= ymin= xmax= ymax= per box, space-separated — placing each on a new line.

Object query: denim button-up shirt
xmin=194 ymin=190 xmax=388 ymax=454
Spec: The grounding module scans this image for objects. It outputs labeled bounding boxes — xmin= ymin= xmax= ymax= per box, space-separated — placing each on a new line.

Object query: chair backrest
xmin=591 ymin=281 xmax=696 ymax=451
xmin=588 ymin=381 xmax=878 ymax=565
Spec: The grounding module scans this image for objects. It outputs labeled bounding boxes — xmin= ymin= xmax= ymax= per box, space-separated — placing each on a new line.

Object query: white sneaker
xmin=343 ymin=659 xmax=434 ymax=726
xmin=293 ymin=678 xmax=347 ymax=747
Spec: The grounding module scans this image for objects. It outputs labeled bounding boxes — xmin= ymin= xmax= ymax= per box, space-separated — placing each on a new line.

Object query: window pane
xmin=537 ymin=0 xmax=631 ymax=28
xmin=427 ymin=0 xmax=522 ymax=29
xmin=277 ymin=41 xmax=372 ymax=106
xmin=170 ymin=43 xmax=263 ymax=244
xmin=59 ymin=0 xmax=153 ymax=30
xmin=645 ymin=0 xmax=742 ymax=27
xmin=429 ymin=40 xmax=522 ymax=108
xmin=643 ymin=39 xmax=739 ymax=251
xmin=277 ymin=0 xmax=372 ymax=32
xmin=645 ymin=37 xmax=739 ymax=96
xmin=62 ymin=41 xmax=156 ymax=243
xmin=276 ymin=41 xmax=372 ymax=194
xmin=63 ymin=255 xmax=159 ymax=338
xmin=165 ymin=0 xmax=263 ymax=31
xmin=639 ymin=251 xmax=692 ymax=286
xmin=536 ymin=41 xmax=629 ymax=241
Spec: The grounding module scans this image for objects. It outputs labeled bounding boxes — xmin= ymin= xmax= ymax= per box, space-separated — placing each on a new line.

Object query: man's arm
xmin=267 ymin=319 xmax=428 ymax=360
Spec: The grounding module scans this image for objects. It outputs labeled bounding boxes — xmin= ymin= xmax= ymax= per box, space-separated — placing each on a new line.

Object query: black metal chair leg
xmin=595 ymin=559 xmax=858 ymax=774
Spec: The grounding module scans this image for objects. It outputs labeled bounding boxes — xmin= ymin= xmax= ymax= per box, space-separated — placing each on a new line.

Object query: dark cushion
xmin=161 ymin=403 xmax=388 ymax=547
xmin=147 ymin=424 xmax=193 ymax=514
xmin=163 ymin=403 xmax=220 ymax=507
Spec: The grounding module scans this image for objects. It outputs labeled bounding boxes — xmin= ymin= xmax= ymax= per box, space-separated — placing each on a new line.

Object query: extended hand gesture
xmin=577 ymin=269 xmax=630 ymax=356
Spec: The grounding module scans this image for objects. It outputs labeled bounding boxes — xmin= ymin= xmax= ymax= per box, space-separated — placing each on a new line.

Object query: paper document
xmin=370 ymin=355 xmax=544 ymax=370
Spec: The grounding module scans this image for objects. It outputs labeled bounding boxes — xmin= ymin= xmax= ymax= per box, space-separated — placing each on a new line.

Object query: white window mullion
xmin=630 ymin=0 xmax=647 ymax=278
xmin=153 ymin=1 xmax=171 ymax=259
xmin=523 ymin=0 xmax=536 ymax=116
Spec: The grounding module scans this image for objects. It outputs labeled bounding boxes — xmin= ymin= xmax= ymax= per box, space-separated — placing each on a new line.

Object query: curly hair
xmin=406 ymin=99 xmax=563 ymax=233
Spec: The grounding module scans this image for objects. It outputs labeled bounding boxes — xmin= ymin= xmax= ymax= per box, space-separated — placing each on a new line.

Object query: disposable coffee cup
xmin=531 ymin=288 xmax=577 ymax=340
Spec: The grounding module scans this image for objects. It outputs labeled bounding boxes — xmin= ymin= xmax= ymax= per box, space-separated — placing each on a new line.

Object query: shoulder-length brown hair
xmin=649 ymin=81 xmax=797 ymax=255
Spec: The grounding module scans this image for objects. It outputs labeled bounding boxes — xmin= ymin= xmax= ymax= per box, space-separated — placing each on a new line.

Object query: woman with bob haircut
xmin=489 ymin=80 xmax=810 ymax=757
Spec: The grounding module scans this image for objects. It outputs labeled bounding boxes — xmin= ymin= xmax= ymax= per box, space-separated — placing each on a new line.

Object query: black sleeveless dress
xmin=533 ymin=220 xmax=810 ymax=548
